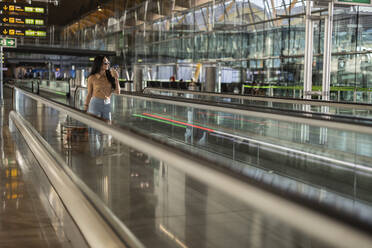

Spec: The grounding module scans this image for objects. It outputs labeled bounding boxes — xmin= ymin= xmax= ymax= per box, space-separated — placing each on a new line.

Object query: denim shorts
xmin=88 ymin=97 xmax=111 ymax=120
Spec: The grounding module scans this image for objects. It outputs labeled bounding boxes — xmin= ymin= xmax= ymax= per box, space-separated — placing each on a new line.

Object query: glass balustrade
xmin=73 ymin=87 xmax=372 ymax=223
xmin=14 ymin=79 xmax=70 ymax=96
xmin=144 ymin=88 xmax=372 ymax=119
xmin=15 ymin=87 xmax=361 ymax=248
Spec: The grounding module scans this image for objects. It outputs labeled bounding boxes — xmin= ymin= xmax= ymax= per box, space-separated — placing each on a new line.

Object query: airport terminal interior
xmin=1 ymin=0 xmax=372 ymax=247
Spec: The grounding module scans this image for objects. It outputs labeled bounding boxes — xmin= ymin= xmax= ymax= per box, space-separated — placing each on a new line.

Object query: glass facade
xmin=62 ymin=0 xmax=372 ymax=102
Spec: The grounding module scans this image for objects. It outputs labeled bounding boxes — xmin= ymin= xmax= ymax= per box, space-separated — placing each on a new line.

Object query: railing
xmin=13 ymin=79 xmax=39 ymax=94
xmin=242 ymin=84 xmax=372 ymax=103
xmin=62 ymin=86 xmax=372 ymax=247
xmin=11 ymin=86 xmax=147 ymax=248
xmin=75 ymin=87 xmax=372 ymax=172
xmin=10 ymin=110 xmax=139 ymax=248
xmin=122 ymin=92 xmax=372 ymax=134
xmin=14 ymin=79 xmax=70 ymax=97
xmin=143 ymin=87 xmax=372 ymax=110
xmin=15 ymin=83 xmax=372 ymax=217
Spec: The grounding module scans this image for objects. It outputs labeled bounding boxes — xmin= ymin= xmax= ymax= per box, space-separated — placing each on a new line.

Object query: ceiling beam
xmin=4 ymin=45 xmax=116 ymax=57
xmin=175 ymin=0 xmax=190 ymax=8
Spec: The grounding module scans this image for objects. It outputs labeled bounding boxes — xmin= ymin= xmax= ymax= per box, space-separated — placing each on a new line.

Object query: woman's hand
xmin=110 ymin=68 xmax=119 ymax=79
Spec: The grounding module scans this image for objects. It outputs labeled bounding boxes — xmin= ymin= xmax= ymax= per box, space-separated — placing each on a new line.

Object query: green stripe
xmin=54 ymin=91 xmax=68 ymax=96
xmin=133 ymin=114 xmax=187 ymax=128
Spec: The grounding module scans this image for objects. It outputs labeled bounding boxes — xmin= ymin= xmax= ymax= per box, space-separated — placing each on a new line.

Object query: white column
xmin=322 ymin=2 xmax=334 ymax=101
xmin=303 ymin=0 xmax=314 ymax=99
xmin=217 ymin=63 xmax=221 ymax=93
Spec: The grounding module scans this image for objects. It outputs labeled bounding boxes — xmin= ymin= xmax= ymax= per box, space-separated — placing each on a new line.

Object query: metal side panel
xmin=13 ymin=86 xmax=372 ymax=248
xmin=9 ymin=110 xmax=127 ymax=248
xmin=9 ymin=119 xmax=88 ymax=248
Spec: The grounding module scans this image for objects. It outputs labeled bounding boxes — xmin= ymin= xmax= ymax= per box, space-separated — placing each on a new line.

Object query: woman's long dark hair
xmin=89 ymin=55 xmax=116 ymax=90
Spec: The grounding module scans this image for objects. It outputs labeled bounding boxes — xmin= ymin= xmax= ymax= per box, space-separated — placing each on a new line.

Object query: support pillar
xmin=173 ymin=64 xmax=177 ymax=79
xmin=133 ymin=65 xmax=143 ymax=92
xmin=205 ymin=66 xmax=216 ymax=92
xmin=240 ymin=69 xmax=247 ymax=95
xmin=48 ymin=62 xmax=52 ymax=81
xmin=217 ymin=64 xmax=222 ymax=93
xmin=322 ymin=2 xmax=334 ymax=101
xmin=123 ymin=70 xmax=131 ymax=91
xmin=303 ymin=0 xmax=314 ymax=99
xmin=241 ymin=68 xmax=247 ymax=83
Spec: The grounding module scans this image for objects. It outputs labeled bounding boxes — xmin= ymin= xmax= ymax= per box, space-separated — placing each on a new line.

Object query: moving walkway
xmin=9 ymin=84 xmax=372 ymax=247
xmin=77 ymin=88 xmax=372 ymax=218
xmin=14 ymin=79 xmax=71 ymax=97
xmin=143 ymin=87 xmax=372 ymax=120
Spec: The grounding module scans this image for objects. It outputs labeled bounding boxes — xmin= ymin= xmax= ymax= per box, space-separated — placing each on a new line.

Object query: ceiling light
xmin=98 ymin=5 xmax=102 ymax=11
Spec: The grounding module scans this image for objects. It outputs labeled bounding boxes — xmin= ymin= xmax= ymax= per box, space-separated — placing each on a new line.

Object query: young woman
xmin=84 ymin=56 xmax=120 ymax=121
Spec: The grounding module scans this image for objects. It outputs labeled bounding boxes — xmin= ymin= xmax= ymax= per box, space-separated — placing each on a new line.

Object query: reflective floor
xmin=11 ymin=89 xmax=336 ymax=247
xmin=0 ymin=89 xmax=70 ymax=248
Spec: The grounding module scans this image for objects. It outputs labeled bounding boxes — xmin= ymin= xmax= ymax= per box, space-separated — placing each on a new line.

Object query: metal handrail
xmin=10 ymin=111 xmax=132 ymax=248
xmin=80 ymin=86 xmax=372 ymax=176
xmin=121 ymin=90 xmax=372 ymax=135
xmin=15 ymin=79 xmax=70 ymax=96
xmin=141 ymin=87 xmax=372 ymax=126
xmin=143 ymin=87 xmax=372 ymax=110
xmin=70 ymin=86 xmax=372 ymax=134
xmin=12 ymin=86 xmax=372 ymax=248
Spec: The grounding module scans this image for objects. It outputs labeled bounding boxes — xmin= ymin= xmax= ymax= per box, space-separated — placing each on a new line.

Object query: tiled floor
xmin=0 ymin=89 xmax=70 ymax=248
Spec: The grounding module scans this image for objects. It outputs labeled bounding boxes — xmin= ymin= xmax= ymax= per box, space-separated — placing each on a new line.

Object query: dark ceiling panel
xmin=4 ymin=45 xmax=116 ymax=56
xmin=49 ymin=0 xmax=100 ymax=26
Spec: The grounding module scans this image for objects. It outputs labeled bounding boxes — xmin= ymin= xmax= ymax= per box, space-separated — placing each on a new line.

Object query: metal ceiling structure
xmin=63 ymin=0 xmax=218 ymax=35
xmin=61 ymin=0 xmax=311 ymax=39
